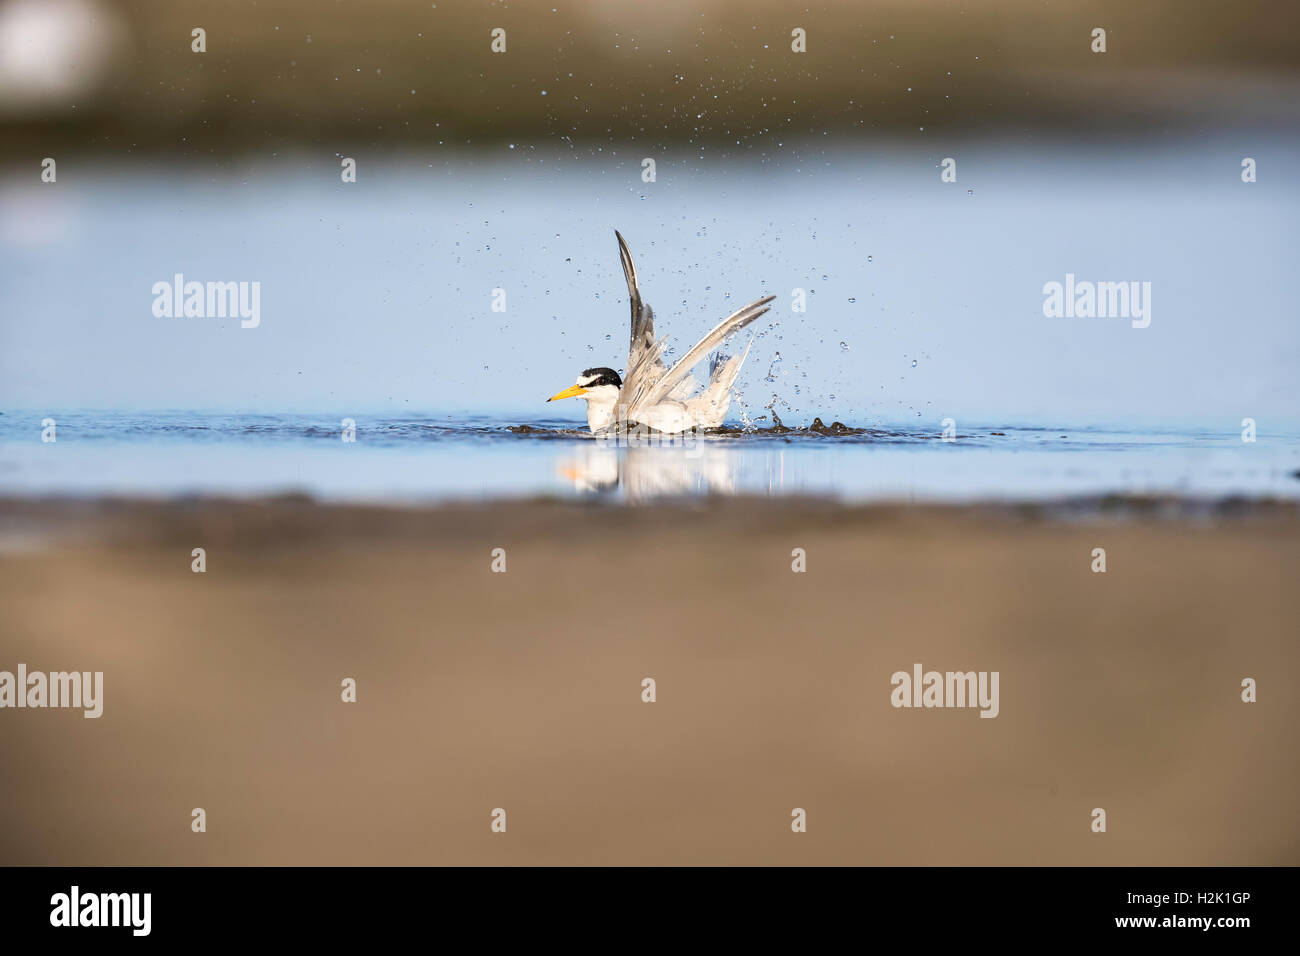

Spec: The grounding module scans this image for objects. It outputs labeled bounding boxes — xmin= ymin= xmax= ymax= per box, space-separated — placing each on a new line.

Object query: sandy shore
xmin=0 ymin=496 xmax=1296 ymax=865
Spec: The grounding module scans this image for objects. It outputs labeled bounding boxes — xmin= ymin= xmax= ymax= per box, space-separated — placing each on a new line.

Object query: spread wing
xmin=633 ymin=294 xmax=775 ymax=412
xmin=615 ymin=231 xmax=670 ymax=410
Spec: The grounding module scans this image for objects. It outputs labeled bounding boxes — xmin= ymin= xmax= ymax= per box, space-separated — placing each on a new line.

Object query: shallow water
xmin=2 ymin=412 xmax=1298 ymax=505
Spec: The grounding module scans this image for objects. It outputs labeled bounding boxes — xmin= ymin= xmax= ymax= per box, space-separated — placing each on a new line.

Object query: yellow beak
xmin=547 ymin=384 xmax=589 ymax=402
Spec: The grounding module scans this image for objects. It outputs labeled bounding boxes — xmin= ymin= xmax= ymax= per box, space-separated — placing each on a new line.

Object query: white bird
xmin=547 ymin=230 xmax=774 ymax=434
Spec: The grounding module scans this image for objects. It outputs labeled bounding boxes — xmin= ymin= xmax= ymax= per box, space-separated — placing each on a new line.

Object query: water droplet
xmin=840 ymin=341 xmax=849 ymax=351
xmin=764 ymin=352 xmax=784 ymax=383
xmin=911 ymin=359 xmax=918 ymax=368
xmin=967 ymin=188 xmax=973 ymax=197
xmin=867 ymin=255 xmax=873 ymax=263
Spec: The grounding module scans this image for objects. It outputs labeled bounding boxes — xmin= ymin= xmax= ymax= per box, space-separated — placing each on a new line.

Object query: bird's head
xmin=547 ymin=367 xmax=623 ymax=405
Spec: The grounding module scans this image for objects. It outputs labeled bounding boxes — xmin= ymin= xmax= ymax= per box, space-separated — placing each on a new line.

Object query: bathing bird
xmin=547 ymin=231 xmax=774 ymax=433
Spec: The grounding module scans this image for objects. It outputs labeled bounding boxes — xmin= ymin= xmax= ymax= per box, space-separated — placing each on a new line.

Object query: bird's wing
xmin=615 ymin=230 xmax=669 ymax=410
xmin=632 ymin=295 xmax=775 ymax=412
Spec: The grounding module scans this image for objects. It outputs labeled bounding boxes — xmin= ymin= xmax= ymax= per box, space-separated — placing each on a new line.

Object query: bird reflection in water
xmin=556 ymin=444 xmax=738 ymax=502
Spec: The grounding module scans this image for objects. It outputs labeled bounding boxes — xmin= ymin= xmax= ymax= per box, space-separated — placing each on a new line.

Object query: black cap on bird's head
xmin=547 ymin=367 xmax=622 ymax=402
xmin=579 ymin=367 xmax=623 ymax=389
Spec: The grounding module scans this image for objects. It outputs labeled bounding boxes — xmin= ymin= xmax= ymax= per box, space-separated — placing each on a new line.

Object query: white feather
xmin=609 ymin=231 xmax=772 ymax=433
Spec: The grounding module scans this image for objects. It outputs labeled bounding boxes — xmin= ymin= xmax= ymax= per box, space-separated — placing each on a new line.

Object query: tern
xmin=547 ymin=231 xmax=775 ymax=434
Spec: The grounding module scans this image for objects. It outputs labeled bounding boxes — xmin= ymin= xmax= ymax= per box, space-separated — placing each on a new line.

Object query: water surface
xmin=3 ymin=412 xmax=1297 ymax=505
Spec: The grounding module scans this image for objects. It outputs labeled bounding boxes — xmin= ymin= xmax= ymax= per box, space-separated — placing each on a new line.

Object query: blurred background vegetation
xmin=1 ymin=0 xmax=1298 ymax=158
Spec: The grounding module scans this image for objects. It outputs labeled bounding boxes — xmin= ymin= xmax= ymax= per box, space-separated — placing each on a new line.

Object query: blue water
xmin=2 ymin=412 xmax=1297 ymax=505
xmin=3 ymin=139 xmax=1299 ymax=428
xmin=3 ymin=141 xmax=1298 ymax=507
